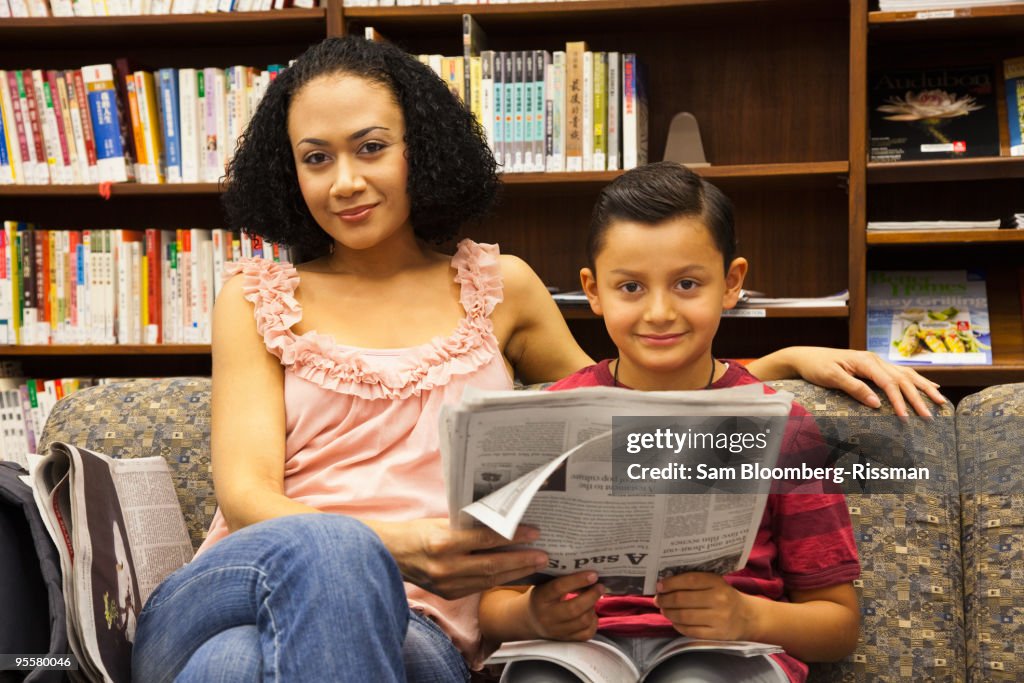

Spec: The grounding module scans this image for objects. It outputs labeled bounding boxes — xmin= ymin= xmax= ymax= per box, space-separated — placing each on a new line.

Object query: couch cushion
xmin=39 ymin=377 xmax=214 ymax=552
xmin=957 ymin=382 xmax=1024 ymax=682
xmin=769 ymin=380 xmax=963 ymax=683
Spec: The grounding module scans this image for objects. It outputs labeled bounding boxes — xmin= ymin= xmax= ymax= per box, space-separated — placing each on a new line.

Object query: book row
xmin=869 ymin=57 xmax=1024 ymax=162
xmin=410 ymin=21 xmax=648 ymax=173
xmin=0 ymin=63 xmax=284 ymax=186
xmin=344 ymin=1 xmax=590 ymax=5
xmin=0 ymin=375 xmax=99 ymax=464
xmin=0 ymin=0 xmax=312 ymax=17
xmin=0 ymin=223 xmax=292 ymax=346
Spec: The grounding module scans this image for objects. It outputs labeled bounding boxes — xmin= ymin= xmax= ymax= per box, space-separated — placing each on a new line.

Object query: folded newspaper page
xmin=442 ymin=385 xmax=793 ymax=595
xmin=28 ymin=443 xmax=193 ymax=683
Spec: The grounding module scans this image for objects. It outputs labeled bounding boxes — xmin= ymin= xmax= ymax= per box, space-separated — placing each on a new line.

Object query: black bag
xmin=0 ymin=461 xmax=69 ymax=683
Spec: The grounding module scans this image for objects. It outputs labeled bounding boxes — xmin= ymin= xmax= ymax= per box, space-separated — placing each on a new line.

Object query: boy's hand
xmin=525 ymin=571 xmax=605 ymax=641
xmin=654 ymin=572 xmax=757 ymax=641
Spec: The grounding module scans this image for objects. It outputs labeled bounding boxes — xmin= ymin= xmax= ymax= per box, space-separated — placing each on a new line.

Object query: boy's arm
xmin=480 ymin=573 xmax=605 ymax=643
xmin=745 ymin=346 xmax=945 ymax=418
xmin=743 ymin=582 xmax=860 ymax=662
xmin=655 ymin=575 xmax=859 ymax=662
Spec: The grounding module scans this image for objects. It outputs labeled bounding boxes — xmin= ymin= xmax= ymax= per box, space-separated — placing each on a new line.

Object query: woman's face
xmin=288 ymin=73 xmax=413 ymax=253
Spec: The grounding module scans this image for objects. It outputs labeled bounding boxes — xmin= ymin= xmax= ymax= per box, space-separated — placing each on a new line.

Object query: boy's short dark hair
xmin=587 ymin=161 xmax=736 ymax=273
xmin=222 ymin=36 xmax=499 ymax=258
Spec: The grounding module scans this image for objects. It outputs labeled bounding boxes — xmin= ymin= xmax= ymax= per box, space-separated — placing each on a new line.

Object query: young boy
xmin=479 ymin=162 xmax=861 ymax=682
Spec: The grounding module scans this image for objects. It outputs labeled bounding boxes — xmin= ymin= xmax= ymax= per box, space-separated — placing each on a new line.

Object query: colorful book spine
xmin=70 ymin=70 xmax=99 ymax=183
xmin=513 ymin=51 xmax=524 ymax=172
xmin=81 ymin=64 xmax=130 ymax=183
xmin=593 ymin=52 xmax=607 ymax=172
xmin=565 ymin=41 xmax=587 ymax=172
xmin=606 ymin=52 xmax=621 ymax=172
xmin=533 ymin=50 xmax=549 ymax=173
xmin=1006 ymin=56 xmax=1024 ymax=157
xmin=480 ymin=51 xmax=495 ymax=161
xmin=157 ymin=68 xmax=182 ymax=183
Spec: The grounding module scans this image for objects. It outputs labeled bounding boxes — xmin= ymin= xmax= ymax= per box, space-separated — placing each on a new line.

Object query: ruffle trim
xmin=224 ymin=239 xmax=504 ymax=400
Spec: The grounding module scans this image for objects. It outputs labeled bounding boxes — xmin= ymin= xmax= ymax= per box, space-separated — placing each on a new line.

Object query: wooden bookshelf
xmin=2 ymin=0 xmax=1021 ymax=390
xmin=867 ymin=157 xmax=1024 ymax=184
xmin=0 ymin=345 xmax=211 ymax=355
xmin=867 ymin=230 xmax=1024 ymax=245
xmin=558 ymin=305 xmax=850 ymax=320
xmin=869 ymin=3 xmax=1024 ymax=41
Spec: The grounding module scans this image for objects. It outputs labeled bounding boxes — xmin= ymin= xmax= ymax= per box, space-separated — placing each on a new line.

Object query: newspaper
xmin=442 ymin=385 xmax=793 ymax=596
xmin=26 ymin=442 xmax=193 ymax=683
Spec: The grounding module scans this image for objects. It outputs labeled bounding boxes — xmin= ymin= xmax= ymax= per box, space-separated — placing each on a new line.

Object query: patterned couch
xmin=38 ymin=377 xmax=1024 ymax=682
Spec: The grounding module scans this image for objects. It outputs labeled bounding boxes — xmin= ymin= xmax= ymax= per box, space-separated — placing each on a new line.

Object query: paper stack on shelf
xmin=734 ymin=290 xmax=850 ymax=308
xmin=867 ymin=220 xmax=1005 ymax=231
xmin=879 ymin=0 xmax=1024 ymax=10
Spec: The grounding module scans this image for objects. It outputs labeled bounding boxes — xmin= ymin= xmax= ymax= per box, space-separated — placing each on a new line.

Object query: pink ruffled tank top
xmin=197 ymin=239 xmax=513 ymax=666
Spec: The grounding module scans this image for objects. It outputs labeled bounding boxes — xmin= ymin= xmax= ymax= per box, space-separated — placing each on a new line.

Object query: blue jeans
xmin=131 ymin=514 xmax=470 ymax=682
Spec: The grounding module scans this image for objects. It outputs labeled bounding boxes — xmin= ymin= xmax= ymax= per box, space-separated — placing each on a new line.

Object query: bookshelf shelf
xmin=342 ymin=0 xmax=843 ymax=31
xmin=867 ymin=230 xmax=1024 ymax=245
xmin=0 ymin=162 xmax=848 ymax=198
xmin=557 ymin=305 xmax=849 ymax=320
xmin=0 ymin=345 xmax=211 ymax=356
xmin=0 ymin=183 xmax=221 ymax=197
xmin=499 ymin=162 xmax=848 ymax=188
xmin=0 ymin=9 xmax=327 ymax=46
xmin=866 ymin=157 xmax=1024 ymax=184
xmin=869 ymin=4 xmax=1024 ymax=41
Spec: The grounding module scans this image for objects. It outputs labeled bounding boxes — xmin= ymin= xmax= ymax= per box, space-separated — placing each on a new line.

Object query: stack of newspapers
xmin=878 ymin=0 xmax=1024 ymax=10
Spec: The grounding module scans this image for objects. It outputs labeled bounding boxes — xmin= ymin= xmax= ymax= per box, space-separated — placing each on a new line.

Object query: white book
xmin=62 ymin=74 xmax=92 ymax=184
xmin=197 ymin=237 xmax=213 ymax=342
xmin=131 ymin=241 xmax=142 ymax=343
xmin=480 ymin=51 xmax=495 ymax=160
xmin=30 ymin=70 xmax=61 ymax=184
xmin=582 ymin=51 xmax=593 ymax=172
xmin=549 ymin=52 xmax=566 ymax=172
xmin=7 ymin=0 xmax=28 ymax=14
xmin=178 ymin=69 xmax=200 ymax=183
xmin=49 ymin=0 xmax=74 ymax=15
xmin=606 ymin=51 xmax=620 ymax=172
xmin=622 ymin=54 xmax=648 ymax=170
xmin=71 ymin=0 xmax=93 ymax=14
xmin=0 ymin=0 xmax=11 ymax=17
xmin=170 ymin=0 xmax=194 ymax=12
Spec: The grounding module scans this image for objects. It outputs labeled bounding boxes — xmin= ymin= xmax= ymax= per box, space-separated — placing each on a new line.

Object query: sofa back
xmin=768 ymin=380 xmax=963 ymax=683
xmin=40 ymin=376 xmax=983 ymax=681
xmin=956 ymin=382 xmax=1024 ymax=682
xmin=39 ymin=377 xmax=215 ymax=551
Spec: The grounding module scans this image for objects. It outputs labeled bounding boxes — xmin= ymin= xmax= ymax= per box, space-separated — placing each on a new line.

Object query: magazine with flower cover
xmin=869 ymin=65 xmax=999 ymax=162
xmin=867 ymin=270 xmax=991 ymax=366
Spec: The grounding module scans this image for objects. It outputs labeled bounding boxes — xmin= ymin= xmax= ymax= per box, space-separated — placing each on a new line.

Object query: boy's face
xmin=581 ymin=216 xmax=747 ymax=391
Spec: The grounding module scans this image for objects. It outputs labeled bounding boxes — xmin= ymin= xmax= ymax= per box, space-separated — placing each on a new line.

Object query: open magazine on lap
xmin=489 ymin=636 xmax=783 ymax=683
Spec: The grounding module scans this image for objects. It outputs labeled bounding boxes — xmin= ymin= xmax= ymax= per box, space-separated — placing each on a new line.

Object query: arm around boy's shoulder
xmin=494 ymin=253 xmax=592 ymax=385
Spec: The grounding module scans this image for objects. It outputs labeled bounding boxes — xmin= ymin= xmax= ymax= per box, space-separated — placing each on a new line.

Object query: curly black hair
xmin=222 ymin=36 xmax=500 ymax=256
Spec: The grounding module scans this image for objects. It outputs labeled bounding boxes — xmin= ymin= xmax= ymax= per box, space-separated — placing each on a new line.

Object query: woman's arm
xmin=498 ymin=255 xmax=593 ymax=384
xmin=210 ymin=274 xmax=318 ymax=532
xmin=746 ymin=347 xmax=946 ymax=417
